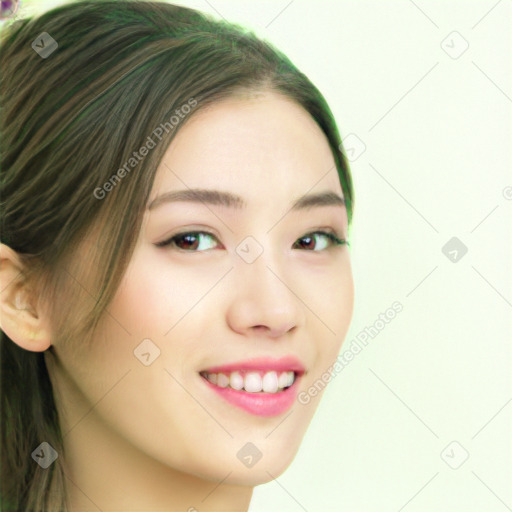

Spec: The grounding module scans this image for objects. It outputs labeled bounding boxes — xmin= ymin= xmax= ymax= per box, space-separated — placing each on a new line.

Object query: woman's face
xmin=49 ymin=90 xmax=354 ymax=487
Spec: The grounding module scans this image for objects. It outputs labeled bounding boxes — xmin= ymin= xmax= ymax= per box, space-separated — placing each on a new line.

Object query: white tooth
xmin=286 ymin=371 xmax=295 ymax=387
xmin=230 ymin=371 xmax=244 ymax=390
xmin=207 ymin=373 xmax=217 ymax=385
xmin=244 ymin=372 xmax=263 ymax=393
xmin=278 ymin=372 xmax=289 ymax=389
xmin=262 ymin=371 xmax=279 ymax=393
xmin=217 ymin=373 xmax=229 ymax=388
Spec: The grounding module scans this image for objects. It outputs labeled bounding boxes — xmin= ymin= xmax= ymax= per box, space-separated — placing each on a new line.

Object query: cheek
xmin=339 ymin=262 xmax=355 ymax=329
xmin=334 ymin=266 xmax=355 ymax=352
xmin=109 ymin=250 xmax=184 ymax=338
xmin=308 ymin=257 xmax=354 ymax=367
xmin=310 ymin=254 xmax=354 ymax=326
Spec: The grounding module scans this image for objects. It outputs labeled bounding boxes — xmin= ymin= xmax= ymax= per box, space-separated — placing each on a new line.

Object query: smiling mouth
xmin=198 ymin=356 xmax=305 ymax=416
xmin=199 ymin=370 xmax=297 ymax=393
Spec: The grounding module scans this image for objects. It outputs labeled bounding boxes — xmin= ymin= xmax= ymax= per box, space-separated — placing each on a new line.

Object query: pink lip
xmin=201 ymin=356 xmax=305 ymax=375
xmin=199 ymin=356 xmax=305 ymax=417
xmin=201 ymin=374 xmax=301 ymax=417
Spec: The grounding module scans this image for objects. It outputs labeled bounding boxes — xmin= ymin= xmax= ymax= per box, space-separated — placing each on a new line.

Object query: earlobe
xmin=0 ymin=243 xmax=51 ymax=352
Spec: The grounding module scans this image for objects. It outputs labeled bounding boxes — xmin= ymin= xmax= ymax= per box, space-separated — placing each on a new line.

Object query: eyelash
xmin=155 ymin=230 xmax=349 ymax=252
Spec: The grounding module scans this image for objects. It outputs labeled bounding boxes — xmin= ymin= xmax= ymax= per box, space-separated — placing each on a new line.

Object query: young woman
xmin=0 ymin=1 xmax=355 ymax=510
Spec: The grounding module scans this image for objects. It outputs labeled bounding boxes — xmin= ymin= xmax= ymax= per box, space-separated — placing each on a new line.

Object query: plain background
xmin=5 ymin=1 xmax=511 ymax=511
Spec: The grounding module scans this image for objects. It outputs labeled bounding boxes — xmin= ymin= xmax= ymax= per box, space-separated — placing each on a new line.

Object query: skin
xmin=0 ymin=90 xmax=354 ymax=511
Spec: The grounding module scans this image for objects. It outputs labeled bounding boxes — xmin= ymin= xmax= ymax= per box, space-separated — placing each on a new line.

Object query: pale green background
xmin=4 ymin=1 xmax=511 ymax=510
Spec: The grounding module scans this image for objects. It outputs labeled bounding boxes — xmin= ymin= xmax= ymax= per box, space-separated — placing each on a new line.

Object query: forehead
xmin=150 ymin=91 xmax=342 ymax=206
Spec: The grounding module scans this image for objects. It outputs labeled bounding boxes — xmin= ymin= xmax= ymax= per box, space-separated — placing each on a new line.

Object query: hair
xmin=0 ymin=1 xmax=354 ymax=509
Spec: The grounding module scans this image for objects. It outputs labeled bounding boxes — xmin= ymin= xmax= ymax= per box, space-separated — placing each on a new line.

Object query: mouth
xmin=199 ymin=369 xmax=299 ymax=393
xmin=199 ymin=357 xmax=305 ymax=417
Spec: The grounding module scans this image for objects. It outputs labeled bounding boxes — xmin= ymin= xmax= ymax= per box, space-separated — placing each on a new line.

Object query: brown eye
xmin=293 ymin=231 xmax=347 ymax=251
xmin=155 ymin=231 xmax=219 ymax=251
xmin=155 ymin=230 xmax=348 ymax=252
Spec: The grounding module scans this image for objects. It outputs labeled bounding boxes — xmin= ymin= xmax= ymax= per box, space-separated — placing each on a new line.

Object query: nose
xmin=225 ymin=253 xmax=305 ymax=339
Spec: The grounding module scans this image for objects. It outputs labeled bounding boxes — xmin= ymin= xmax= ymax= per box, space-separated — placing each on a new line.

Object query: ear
xmin=0 ymin=243 xmax=51 ymax=352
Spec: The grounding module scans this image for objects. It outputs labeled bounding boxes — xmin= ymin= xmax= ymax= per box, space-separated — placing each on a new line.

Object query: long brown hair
xmin=0 ymin=1 xmax=354 ymax=509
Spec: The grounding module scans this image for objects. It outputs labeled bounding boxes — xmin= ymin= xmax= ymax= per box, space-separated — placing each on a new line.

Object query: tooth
xmin=230 ymin=371 xmax=244 ymax=390
xmin=278 ymin=372 xmax=289 ymax=389
xmin=286 ymin=371 xmax=295 ymax=387
xmin=217 ymin=373 xmax=229 ymax=388
xmin=207 ymin=373 xmax=217 ymax=385
xmin=244 ymin=372 xmax=263 ymax=393
xmin=262 ymin=371 xmax=279 ymax=393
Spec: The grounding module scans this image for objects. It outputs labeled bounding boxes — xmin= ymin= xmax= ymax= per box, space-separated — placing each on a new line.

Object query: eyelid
xmin=154 ymin=229 xmax=220 ymax=249
xmin=155 ymin=227 xmax=348 ymax=250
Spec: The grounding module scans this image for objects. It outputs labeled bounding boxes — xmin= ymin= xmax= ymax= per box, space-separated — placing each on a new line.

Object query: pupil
xmin=181 ymin=234 xmax=198 ymax=249
xmin=302 ymin=236 xmax=314 ymax=249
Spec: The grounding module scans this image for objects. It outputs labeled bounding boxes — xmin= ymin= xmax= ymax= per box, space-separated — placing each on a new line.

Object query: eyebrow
xmin=147 ymin=188 xmax=345 ymax=212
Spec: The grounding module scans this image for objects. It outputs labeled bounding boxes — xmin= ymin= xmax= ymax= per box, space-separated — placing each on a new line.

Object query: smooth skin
xmin=0 ymin=90 xmax=354 ymax=511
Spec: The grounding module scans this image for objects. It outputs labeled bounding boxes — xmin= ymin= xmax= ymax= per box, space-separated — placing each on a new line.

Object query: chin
xmin=199 ymin=459 xmax=297 ymax=487
xmin=185 ymin=436 xmax=303 ymax=486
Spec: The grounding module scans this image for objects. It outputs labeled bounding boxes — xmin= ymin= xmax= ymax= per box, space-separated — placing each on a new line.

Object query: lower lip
xmin=200 ymin=374 xmax=300 ymax=417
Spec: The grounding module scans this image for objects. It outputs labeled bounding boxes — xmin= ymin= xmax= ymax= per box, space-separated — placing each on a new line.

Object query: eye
xmin=155 ymin=231 xmax=219 ymax=251
xmin=155 ymin=230 xmax=348 ymax=252
xmin=293 ymin=231 xmax=348 ymax=251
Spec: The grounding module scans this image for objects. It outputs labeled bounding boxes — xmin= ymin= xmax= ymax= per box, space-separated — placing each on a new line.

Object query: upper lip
xmin=200 ymin=356 xmax=306 ymax=375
